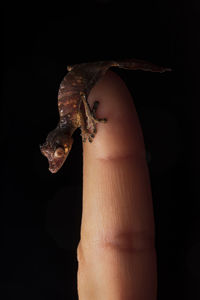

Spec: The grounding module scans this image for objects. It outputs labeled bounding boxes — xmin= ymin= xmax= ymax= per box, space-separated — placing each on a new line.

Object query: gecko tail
xmin=113 ymin=59 xmax=171 ymax=73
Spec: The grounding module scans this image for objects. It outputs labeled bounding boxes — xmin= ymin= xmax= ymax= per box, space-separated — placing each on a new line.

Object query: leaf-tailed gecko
xmin=40 ymin=59 xmax=170 ymax=173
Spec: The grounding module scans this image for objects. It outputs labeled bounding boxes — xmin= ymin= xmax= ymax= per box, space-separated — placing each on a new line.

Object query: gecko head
xmin=40 ymin=128 xmax=73 ymax=173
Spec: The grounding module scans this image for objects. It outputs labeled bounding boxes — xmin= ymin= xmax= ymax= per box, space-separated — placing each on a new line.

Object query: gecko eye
xmin=54 ymin=147 xmax=65 ymax=158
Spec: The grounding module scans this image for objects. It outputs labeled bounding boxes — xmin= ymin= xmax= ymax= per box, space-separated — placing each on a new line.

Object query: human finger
xmin=78 ymin=70 xmax=156 ymax=300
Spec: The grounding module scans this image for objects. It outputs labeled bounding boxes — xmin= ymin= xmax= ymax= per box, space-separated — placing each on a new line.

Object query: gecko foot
xmin=92 ymin=101 xmax=107 ymax=123
xmin=88 ymin=132 xmax=95 ymax=142
xmin=81 ymin=131 xmax=95 ymax=143
xmin=92 ymin=100 xmax=99 ymax=114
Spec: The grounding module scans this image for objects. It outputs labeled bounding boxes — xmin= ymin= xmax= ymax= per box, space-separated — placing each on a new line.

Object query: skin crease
xmin=77 ymin=71 xmax=157 ymax=300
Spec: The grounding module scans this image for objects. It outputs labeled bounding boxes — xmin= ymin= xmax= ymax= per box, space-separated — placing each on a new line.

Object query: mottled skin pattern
xmin=40 ymin=59 xmax=171 ymax=173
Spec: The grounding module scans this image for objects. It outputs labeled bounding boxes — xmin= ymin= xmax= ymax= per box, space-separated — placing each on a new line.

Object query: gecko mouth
xmin=48 ymin=148 xmax=72 ymax=173
xmin=49 ymin=157 xmax=67 ymax=173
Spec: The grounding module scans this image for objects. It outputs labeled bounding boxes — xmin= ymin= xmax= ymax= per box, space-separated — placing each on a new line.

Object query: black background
xmin=2 ymin=0 xmax=200 ymax=299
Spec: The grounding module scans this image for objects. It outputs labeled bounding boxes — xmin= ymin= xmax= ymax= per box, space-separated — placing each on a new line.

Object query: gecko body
xmin=40 ymin=59 xmax=170 ymax=173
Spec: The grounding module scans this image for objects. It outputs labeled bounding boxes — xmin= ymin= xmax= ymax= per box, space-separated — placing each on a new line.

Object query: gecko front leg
xmin=80 ymin=92 xmax=107 ymax=134
xmin=79 ymin=92 xmax=107 ymax=143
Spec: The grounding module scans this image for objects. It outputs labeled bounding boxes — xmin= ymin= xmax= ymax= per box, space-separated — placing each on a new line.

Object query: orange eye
xmin=54 ymin=147 xmax=64 ymax=158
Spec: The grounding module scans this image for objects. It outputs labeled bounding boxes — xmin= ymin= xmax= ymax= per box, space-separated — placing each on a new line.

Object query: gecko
xmin=40 ymin=59 xmax=171 ymax=173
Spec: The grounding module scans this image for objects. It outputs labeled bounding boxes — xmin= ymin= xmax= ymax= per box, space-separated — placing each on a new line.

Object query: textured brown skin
xmin=40 ymin=59 xmax=171 ymax=173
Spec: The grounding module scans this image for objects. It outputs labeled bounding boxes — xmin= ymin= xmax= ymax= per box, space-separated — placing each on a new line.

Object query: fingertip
xmin=83 ymin=70 xmax=146 ymax=161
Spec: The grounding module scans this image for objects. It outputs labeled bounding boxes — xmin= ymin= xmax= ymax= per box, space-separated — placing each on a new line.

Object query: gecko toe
xmin=92 ymin=101 xmax=99 ymax=114
xmin=81 ymin=133 xmax=87 ymax=142
xmin=97 ymin=118 xmax=107 ymax=123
